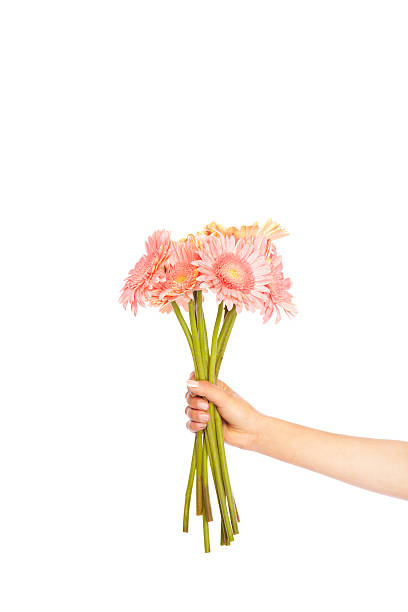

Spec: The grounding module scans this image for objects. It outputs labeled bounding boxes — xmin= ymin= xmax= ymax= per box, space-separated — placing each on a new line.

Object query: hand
xmin=185 ymin=375 xmax=264 ymax=451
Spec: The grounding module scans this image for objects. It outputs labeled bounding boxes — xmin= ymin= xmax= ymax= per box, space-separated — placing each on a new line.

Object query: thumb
xmin=186 ymin=378 xmax=238 ymax=423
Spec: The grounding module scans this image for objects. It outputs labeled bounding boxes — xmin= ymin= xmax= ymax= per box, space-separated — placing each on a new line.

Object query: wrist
xmin=247 ymin=412 xmax=273 ymax=453
xmin=249 ymin=413 xmax=277 ymax=455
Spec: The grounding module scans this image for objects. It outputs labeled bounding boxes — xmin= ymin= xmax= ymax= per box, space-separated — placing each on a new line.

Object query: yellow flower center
xmin=176 ymin=274 xmax=187 ymax=284
xmin=228 ymin=268 xmax=239 ymax=280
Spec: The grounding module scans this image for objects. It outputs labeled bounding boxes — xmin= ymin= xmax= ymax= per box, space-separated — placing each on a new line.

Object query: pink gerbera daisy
xmin=193 ymin=234 xmax=272 ymax=313
xmin=150 ymin=239 xmax=200 ymax=313
xmin=119 ymin=230 xmax=171 ymax=316
xmin=261 ymin=251 xmax=298 ymax=323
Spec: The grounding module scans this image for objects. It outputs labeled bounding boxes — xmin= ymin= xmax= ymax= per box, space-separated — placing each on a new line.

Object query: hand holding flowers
xmin=120 ymin=220 xmax=297 ymax=551
xmin=186 ymin=377 xmax=264 ymax=451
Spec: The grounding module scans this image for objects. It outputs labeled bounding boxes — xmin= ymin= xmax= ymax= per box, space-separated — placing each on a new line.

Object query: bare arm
xmin=186 ymin=378 xmax=408 ymax=501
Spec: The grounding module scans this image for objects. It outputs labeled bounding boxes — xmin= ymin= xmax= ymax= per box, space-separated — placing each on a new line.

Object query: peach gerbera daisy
xmin=193 ymin=234 xmax=272 ymax=312
xmin=203 ymin=218 xmax=289 ymax=242
xmin=149 ymin=239 xmax=201 ymax=313
xmin=119 ymin=229 xmax=171 ymax=315
xmin=261 ymin=251 xmax=297 ymax=324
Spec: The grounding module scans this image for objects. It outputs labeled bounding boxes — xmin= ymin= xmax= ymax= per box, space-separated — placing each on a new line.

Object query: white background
xmin=1 ymin=1 xmax=407 ymax=610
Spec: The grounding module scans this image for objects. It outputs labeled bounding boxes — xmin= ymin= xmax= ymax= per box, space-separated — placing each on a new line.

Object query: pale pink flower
xmin=149 ymin=239 xmax=200 ymax=313
xmin=261 ymin=251 xmax=297 ymax=323
xmin=193 ymin=234 xmax=272 ymax=312
xmin=119 ymin=230 xmax=171 ymax=315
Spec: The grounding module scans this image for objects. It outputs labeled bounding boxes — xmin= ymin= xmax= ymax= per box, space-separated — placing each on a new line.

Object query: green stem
xmin=172 ymin=302 xmax=198 ymax=374
xmin=204 ymin=434 xmax=228 ymax=541
xmin=195 ymin=434 xmax=203 ymax=515
xmin=234 ymin=496 xmax=240 ymax=523
xmin=194 ymin=300 xmax=233 ymax=542
xmin=174 ymin=297 xmax=238 ymax=548
xmin=206 ymin=302 xmax=234 ymax=542
xmin=195 ymin=290 xmax=209 ymax=373
xmin=217 ymin=306 xmax=232 ymax=351
xmin=194 ymin=299 xmax=212 ymax=550
xmin=183 ymin=443 xmax=196 ymax=532
xmin=221 ymin=520 xmax=230 ymax=546
xmin=203 ymin=505 xmax=210 ymax=553
xmin=188 ymin=300 xmax=206 ymax=516
xmin=215 ymin=311 xmax=239 ymax=535
xmin=188 ymin=300 xmax=206 ymax=380
xmin=172 ymin=303 xmax=202 ymax=524
xmin=208 ymin=302 xmax=224 ymax=379
xmin=210 ymin=305 xmax=239 ymax=535
xmin=202 ymin=432 xmax=213 ymax=522
xmin=215 ymin=306 xmax=237 ymax=378
xmin=196 ymin=290 xmax=212 ymax=521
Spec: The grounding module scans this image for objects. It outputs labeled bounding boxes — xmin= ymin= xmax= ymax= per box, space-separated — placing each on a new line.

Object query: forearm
xmin=252 ymin=415 xmax=408 ymax=500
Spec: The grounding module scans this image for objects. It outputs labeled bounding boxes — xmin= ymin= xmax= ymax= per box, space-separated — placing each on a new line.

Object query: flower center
xmin=215 ymin=253 xmax=255 ymax=291
xmin=168 ymin=262 xmax=197 ymax=291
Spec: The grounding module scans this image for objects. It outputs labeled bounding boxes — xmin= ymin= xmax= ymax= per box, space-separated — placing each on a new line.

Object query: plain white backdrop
xmin=1 ymin=1 xmax=407 ymax=610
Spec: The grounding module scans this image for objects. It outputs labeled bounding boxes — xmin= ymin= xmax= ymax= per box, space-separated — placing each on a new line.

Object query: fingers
xmin=185 ymin=376 xmax=239 ymax=434
xmin=185 ymin=391 xmax=210 ymax=433
xmin=186 ymin=373 xmax=230 ymax=393
xmin=186 ymin=378 xmax=231 ymax=409
xmin=185 ymin=406 xmax=210 ymax=424
xmin=186 ymin=420 xmax=207 ymax=433
xmin=185 ymin=391 xmax=209 ymax=411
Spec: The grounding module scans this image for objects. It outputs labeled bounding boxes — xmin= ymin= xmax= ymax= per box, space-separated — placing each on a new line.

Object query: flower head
xmin=202 ymin=219 xmax=287 ymax=269
xmin=261 ymin=251 xmax=298 ymax=324
xmin=150 ymin=239 xmax=200 ymax=313
xmin=119 ymin=230 xmax=171 ymax=315
xmin=203 ymin=218 xmax=288 ymax=241
xmin=193 ymin=234 xmax=272 ymax=312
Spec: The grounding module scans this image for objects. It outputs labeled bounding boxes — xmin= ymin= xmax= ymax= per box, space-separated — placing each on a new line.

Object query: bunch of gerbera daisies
xmin=120 ymin=219 xmax=297 ymax=552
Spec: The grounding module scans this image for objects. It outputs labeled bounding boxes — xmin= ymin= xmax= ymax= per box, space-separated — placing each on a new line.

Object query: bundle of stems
xmin=172 ymin=290 xmax=239 ymax=552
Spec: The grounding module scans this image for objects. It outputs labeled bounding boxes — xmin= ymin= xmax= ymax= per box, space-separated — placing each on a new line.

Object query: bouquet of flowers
xmin=120 ymin=220 xmax=297 ymax=552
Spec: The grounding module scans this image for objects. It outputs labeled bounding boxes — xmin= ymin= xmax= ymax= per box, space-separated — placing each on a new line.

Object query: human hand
xmin=185 ymin=376 xmax=265 ymax=451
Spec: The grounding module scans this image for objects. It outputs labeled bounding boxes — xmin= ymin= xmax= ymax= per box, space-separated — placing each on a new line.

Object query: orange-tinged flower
xmin=202 ymin=219 xmax=287 ymax=268
xmin=119 ymin=230 xmax=171 ymax=316
xmin=203 ymin=218 xmax=289 ymax=241
xmin=193 ymin=234 xmax=271 ymax=313
xmin=179 ymin=233 xmax=205 ymax=250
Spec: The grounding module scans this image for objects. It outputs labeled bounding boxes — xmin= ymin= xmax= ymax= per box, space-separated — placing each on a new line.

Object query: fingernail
xmin=202 ymin=414 xmax=210 ymax=423
xmin=197 ymin=399 xmax=209 ymax=411
xmin=187 ymin=379 xmax=199 ymax=389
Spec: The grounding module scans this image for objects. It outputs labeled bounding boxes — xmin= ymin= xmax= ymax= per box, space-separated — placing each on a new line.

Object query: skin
xmin=185 ymin=377 xmax=408 ymax=501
